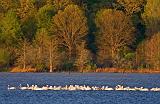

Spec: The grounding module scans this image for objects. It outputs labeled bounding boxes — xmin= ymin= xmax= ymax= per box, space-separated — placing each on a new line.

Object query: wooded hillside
xmin=0 ymin=0 xmax=160 ymax=72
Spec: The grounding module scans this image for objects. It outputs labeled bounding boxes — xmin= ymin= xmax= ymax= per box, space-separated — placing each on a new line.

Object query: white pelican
xmin=8 ymin=85 xmax=16 ymax=90
xmin=150 ymin=88 xmax=160 ymax=92
xmin=85 ymin=86 xmax=92 ymax=90
xmin=42 ymin=85 xmax=49 ymax=90
xmin=115 ymin=85 xmax=124 ymax=91
xmin=33 ymin=85 xmax=44 ymax=90
xmin=104 ymin=86 xmax=114 ymax=91
xmin=139 ymin=87 xmax=149 ymax=91
xmin=19 ymin=84 xmax=28 ymax=90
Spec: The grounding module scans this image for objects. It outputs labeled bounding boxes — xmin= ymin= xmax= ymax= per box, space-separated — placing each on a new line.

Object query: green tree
xmin=0 ymin=10 xmax=21 ymax=47
xmin=95 ymin=9 xmax=135 ymax=67
xmin=37 ymin=4 xmax=55 ymax=29
xmin=142 ymin=0 xmax=160 ymax=36
xmin=17 ymin=0 xmax=37 ymax=40
xmin=0 ymin=48 xmax=10 ymax=68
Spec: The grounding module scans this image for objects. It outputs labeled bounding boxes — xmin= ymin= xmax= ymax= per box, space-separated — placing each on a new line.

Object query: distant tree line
xmin=0 ymin=0 xmax=160 ymax=72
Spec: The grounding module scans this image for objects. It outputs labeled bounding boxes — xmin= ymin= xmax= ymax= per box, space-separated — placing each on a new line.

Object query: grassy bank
xmin=1 ymin=67 xmax=160 ymax=74
xmin=10 ymin=67 xmax=38 ymax=72
xmin=94 ymin=68 xmax=160 ymax=74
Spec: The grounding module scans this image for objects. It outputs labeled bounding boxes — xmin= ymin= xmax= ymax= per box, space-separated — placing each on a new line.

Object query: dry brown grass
xmin=9 ymin=67 xmax=160 ymax=73
xmin=10 ymin=67 xmax=37 ymax=72
xmin=95 ymin=68 xmax=160 ymax=73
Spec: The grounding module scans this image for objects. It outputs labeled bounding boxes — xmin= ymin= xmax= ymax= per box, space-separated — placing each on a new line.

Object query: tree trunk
xmin=38 ymin=47 xmax=41 ymax=66
xmin=68 ymin=47 xmax=72 ymax=74
xmin=81 ymin=64 xmax=84 ymax=73
xmin=49 ymin=39 xmax=53 ymax=72
xmin=111 ymin=47 xmax=115 ymax=67
xmin=23 ymin=41 xmax=26 ymax=69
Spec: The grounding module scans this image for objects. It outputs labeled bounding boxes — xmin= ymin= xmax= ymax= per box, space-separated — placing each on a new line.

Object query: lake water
xmin=0 ymin=73 xmax=160 ymax=104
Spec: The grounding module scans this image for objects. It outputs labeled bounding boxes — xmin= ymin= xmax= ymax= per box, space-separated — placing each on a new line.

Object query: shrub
xmin=0 ymin=48 xmax=10 ymax=67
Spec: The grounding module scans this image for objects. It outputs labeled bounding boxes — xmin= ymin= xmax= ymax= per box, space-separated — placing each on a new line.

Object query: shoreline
xmin=1 ymin=67 xmax=160 ymax=74
xmin=94 ymin=68 xmax=160 ymax=74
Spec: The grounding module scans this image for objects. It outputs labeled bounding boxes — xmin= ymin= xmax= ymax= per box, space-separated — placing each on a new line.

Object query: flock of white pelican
xmin=7 ymin=84 xmax=160 ymax=92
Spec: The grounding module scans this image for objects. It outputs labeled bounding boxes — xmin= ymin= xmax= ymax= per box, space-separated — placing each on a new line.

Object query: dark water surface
xmin=0 ymin=73 xmax=160 ymax=104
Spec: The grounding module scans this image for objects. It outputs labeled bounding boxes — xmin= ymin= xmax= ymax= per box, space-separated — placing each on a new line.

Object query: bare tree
xmin=34 ymin=28 xmax=61 ymax=72
xmin=16 ymin=39 xmax=33 ymax=69
xmin=95 ymin=9 xmax=135 ymax=67
xmin=145 ymin=32 xmax=160 ymax=69
xmin=50 ymin=4 xmax=88 ymax=71
xmin=47 ymin=37 xmax=61 ymax=72
xmin=75 ymin=42 xmax=91 ymax=72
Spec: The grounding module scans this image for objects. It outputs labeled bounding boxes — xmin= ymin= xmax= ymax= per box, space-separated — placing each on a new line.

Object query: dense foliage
xmin=0 ymin=0 xmax=160 ymax=72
